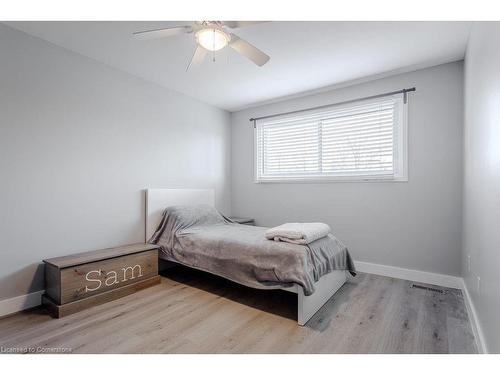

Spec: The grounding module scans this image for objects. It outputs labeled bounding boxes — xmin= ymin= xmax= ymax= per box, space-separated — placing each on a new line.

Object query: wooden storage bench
xmin=43 ymin=243 xmax=161 ymax=318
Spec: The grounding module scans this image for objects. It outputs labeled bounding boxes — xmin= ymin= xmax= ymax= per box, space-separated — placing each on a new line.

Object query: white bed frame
xmin=145 ymin=188 xmax=347 ymax=326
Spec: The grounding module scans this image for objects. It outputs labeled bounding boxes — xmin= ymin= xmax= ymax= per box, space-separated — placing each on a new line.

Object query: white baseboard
xmin=460 ymin=279 xmax=488 ymax=354
xmin=0 ymin=263 xmax=463 ymax=317
xmin=354 ymin=261 xmax=463 ymax=289
xmin=0 ymin=290 xmax=45 ymax=318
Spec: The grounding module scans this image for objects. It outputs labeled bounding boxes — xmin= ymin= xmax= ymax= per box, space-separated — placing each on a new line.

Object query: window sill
xmin=254 ymin=176 xmax=408 ymax=184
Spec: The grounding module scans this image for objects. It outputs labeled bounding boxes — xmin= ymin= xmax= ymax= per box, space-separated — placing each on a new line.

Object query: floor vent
xmin=410 ymin=283 xmax=445 ymax=294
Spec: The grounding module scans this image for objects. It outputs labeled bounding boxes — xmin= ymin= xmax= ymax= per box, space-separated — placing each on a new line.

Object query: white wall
xmin=462 ymin=22 xmax=500 ymax=353
xmin=231 ymin=62 xmax=463 ymax=277
xmin=0 ymin=24 xmax=231 ymax=300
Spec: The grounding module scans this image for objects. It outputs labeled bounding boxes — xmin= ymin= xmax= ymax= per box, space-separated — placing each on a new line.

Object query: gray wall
xmin=0 ymin=24 xmax=231 ymax=300
xmin=231 ymin=62 xmax=463 ymax=276
xmin=462 ymin=22 xmax=500 ymax=353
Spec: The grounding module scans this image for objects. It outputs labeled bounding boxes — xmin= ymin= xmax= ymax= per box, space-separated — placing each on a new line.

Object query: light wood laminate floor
xmin=0 ymin=267 xmax=477 ymax=353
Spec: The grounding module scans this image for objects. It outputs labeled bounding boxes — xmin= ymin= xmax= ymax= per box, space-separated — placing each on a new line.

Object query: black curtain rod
xmin=249 ymin=87 xmax=416 ymax=123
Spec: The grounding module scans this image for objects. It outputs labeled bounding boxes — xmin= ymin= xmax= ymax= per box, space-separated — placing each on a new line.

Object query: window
xmin=254 ymin=94 xmax=408 ymax=182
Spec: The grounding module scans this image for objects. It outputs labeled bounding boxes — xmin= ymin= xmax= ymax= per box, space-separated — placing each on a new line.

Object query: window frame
xmin=253 ymin=94 xmax=408 ymax=183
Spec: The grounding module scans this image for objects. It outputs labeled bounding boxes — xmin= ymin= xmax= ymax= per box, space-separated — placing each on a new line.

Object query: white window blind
xmin=255 ymin=95 xmax=407 ymax=182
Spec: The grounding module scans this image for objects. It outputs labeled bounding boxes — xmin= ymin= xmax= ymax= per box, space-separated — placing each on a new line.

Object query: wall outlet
xmin=477 ymin=276 xmax=481 ymax=295
xmin=467 ymin=255 xmax=471 ymax=273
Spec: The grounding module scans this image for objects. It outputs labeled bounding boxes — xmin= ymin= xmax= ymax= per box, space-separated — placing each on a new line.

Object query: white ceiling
xmin=5 ymin=21 xmax=471 ymax=111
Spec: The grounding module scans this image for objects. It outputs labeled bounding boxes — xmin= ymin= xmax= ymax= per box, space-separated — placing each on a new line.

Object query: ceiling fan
xmin=133 ymin=21 xmax=270 ymax=70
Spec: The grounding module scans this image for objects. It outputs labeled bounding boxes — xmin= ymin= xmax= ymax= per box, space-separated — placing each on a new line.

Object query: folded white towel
xmin=265 ymin=222 xmax=331 ymax=245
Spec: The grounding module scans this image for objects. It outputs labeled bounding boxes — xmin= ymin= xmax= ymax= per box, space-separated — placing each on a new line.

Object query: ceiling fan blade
xmin=133 ymin=26 xmax=192 ymax=40
xmin=228 ymin=33 xmax=270 ymax=66
xmin=222 ymin=21 xmax=267 ymax=29
xmin=186 ymin=46 xmax=207 ymax=71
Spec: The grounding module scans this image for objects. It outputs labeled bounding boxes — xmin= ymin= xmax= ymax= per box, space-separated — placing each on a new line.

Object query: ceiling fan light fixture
xmin=195 ymin=27 xmax=230 ymax=51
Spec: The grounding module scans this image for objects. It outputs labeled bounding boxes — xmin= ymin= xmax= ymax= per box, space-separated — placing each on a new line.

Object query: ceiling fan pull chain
xmin=212 ymin=28 xmax=216 ymax=62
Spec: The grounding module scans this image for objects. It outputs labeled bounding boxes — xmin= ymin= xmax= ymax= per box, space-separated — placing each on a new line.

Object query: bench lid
xmin=43 ymin=243 xmax=160 ymax=269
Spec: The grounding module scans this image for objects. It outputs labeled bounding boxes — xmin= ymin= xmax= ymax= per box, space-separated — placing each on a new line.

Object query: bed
xmin=145 ymin=188 xmax=355 ymax=325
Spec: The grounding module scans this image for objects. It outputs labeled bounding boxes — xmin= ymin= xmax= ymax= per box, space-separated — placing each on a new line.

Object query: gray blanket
xmin=149 ymin=205 xmax=356 ymax=296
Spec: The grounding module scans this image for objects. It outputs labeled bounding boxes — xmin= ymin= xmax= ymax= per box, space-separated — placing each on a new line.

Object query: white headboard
xmin=145 ymin=188 xmax=215 ymax=242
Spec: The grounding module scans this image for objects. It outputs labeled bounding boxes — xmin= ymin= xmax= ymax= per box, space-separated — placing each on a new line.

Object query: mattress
xmin=149 ymin=205 xmax=355 ymax=295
